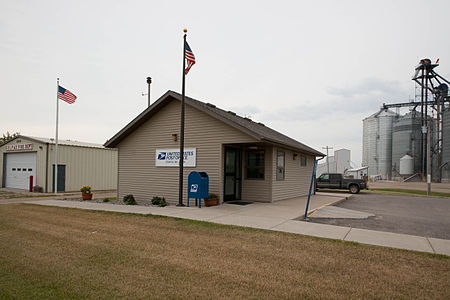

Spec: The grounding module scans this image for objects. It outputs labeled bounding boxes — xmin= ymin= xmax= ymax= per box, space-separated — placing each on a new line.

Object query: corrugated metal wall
xmin=46 ymin=145 xmax=118 ymax=192
xmin=362 ymin=109 xmax=397 ymax=178
xmin=1 ymin=137 xmax=118 ymax=192
xmin=392 ymin=111 xmax=422 ymax=176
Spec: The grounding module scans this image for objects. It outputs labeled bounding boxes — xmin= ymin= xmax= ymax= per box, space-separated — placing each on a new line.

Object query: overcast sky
xmin=1 ymin=0 xmax=449 ymax=166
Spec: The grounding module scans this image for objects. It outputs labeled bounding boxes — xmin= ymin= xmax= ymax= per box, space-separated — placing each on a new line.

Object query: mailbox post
xmin=187 ymin=171 xmax=209 ymax=208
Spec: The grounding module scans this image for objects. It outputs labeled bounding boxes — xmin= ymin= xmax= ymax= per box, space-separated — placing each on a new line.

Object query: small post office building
xmin=105 ymin=91 xmax=324 ymax=205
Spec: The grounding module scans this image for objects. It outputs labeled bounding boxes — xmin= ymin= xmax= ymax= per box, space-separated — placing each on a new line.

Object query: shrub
xmin=102 ymin=197 xmax=116 ymax=202
xmin=209 ymin=193 xmax=218 ymax=199
xmin=151 ymin=196 xmax=161 ymax=205
xmin=123 ymin=194 xmax=136 ymax=205
xmin=33 ymin=185 xmax=43 ymax=193
xmin=151 ymin=196 xmax=167 ymax=207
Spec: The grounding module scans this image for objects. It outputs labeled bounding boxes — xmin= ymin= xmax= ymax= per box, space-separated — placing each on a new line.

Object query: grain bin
xmin=399 ymin=154 xmax=414 ymax=175
xmin=392 ymin=111 xmax=422 ymax=177
xmin=362 ymin=109 xmax=398 ymax=178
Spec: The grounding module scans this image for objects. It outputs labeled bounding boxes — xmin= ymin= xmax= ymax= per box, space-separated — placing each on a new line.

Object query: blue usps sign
xmin=190 ymin=184 xmax=198 ymax=193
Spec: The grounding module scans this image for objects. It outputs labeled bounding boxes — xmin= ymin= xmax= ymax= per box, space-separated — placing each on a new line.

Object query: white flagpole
xmin=55 ymin=78 xmax=59 ymax=194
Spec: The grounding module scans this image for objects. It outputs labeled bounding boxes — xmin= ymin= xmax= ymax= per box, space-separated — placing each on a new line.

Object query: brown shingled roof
xmin=104 ymin=90 xmax=324 ymax=157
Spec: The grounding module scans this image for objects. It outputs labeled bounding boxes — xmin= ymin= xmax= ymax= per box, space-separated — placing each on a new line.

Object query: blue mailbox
xmin=187 ymin=171 xmax=209 ymax=208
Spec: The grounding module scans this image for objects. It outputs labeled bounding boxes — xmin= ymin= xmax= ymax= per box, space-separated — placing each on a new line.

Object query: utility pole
xmin=427 ymin=119 xmax=431 ymax=196
xmin=322 ymin=146 xmax=333 ymax=173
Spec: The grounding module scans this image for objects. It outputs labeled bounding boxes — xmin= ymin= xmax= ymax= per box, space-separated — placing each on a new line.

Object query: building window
xmin=301 ymin=155 xmax=307 ymax=166
xmin=276 ymin=151 xmax=285 ymax=180
xmin=247 ymin=150 xmax=265 ymax=179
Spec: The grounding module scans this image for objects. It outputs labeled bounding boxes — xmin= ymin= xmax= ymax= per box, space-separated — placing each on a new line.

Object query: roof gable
xmin=104 ymin=91 xmax=324 ymax=156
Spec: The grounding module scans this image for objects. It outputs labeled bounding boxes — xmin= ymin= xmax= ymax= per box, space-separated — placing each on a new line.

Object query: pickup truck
xmin=316 ymin=173 xmax=367 ymax=194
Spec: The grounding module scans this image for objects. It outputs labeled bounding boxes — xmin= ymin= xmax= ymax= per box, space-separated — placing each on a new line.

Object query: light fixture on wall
xmin=293 ymin=154 xmax=298 ymax=160
xmin=172 ymin=134 xmax=178 ymax=141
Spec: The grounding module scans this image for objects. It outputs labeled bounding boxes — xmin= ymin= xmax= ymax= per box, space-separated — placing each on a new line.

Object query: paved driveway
xmin=309 ymin=193 xmax=450 ymax=240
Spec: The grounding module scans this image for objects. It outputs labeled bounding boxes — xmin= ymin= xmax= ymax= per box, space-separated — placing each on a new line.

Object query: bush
xmin=151 ymin=196 xmax=167 ymax=207
xmin=123 ymin=194 xmax=136 ymax=205
xmin=209 ymin=193 xmax=218 ymax=199
xmin=33 ymin=185 xmax=43 ymax=193
xmin=102 ymin=197 xmax=116 ymax=203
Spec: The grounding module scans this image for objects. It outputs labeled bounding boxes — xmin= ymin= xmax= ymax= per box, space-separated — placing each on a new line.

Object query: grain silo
xmin=391 ymin=111 xmax=422 ymax=177
xmin=399 ymin=154 xmax=414 ymax=175
xmin=362 ymin=109 xmax=398 ymax=178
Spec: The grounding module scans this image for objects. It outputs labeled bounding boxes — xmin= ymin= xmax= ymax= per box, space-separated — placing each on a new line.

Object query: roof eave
xmin=1 ymin=135 xmax=48 ymax=147
xmin=261 ymin=138 xmax=325 ymax=157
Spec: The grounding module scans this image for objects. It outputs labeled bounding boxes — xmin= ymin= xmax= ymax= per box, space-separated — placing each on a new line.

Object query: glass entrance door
xmin=224 ymin=147 xmax=242 ymax=201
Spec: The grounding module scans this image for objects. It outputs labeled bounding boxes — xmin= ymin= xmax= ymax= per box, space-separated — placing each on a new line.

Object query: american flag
xmin=185 ymin=42 xmax=196 ymax=75
xmin=58 ymin=85 xmax=77 ymax=104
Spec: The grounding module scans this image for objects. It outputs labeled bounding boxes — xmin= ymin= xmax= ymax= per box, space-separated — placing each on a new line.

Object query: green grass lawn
xmin=0 ymin=204 xmax=449 ymax=299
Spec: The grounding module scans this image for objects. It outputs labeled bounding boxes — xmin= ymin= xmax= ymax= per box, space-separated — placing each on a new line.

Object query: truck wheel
xmin=349 ymin=185 xmax=360 ymax=194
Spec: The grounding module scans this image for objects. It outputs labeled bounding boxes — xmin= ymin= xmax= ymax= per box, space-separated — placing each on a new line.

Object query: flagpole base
xmin=176 ymin=203 xmax=186 ymax=207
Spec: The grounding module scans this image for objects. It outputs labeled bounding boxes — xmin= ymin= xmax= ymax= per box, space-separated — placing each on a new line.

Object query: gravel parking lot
xmin=309 ymin=193 xmax=450 ymax=239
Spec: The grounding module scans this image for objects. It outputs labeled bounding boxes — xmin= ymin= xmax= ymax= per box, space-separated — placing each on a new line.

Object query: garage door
xmin=5 ymin=152 xmax=37 ymax=189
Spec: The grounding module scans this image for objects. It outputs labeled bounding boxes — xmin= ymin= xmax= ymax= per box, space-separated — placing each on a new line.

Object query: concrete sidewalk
xmin=18 ymin=192 xmax=450 ymax=256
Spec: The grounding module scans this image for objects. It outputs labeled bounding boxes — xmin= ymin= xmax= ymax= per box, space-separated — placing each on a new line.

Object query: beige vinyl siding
xmin=271 ymin=148 xmax=315 ymax=201
xmin=46 ymin=145 xmax=117 ymax=192
xmin=0 ymin=137 xmax=47 ymax=189
xmin=117 ymin=100 xmax=257 ymax=205
xmin=241 ymin=146 xmax=272 ymax=202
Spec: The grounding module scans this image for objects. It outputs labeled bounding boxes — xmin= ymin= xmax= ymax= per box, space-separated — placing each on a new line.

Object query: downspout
xmin=45 ymin=143 xmax=49 ymax=193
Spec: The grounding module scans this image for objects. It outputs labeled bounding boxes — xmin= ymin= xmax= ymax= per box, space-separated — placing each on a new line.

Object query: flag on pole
xmin=58 ymin=86 xmax=77 ymax=104
xmin=184 ymin=42 xmax=196 ymax=75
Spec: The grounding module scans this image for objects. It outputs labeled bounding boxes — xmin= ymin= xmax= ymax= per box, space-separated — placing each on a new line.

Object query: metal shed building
xmin=0 ymin=136 xmax=118 ymax=192
xmin=105 ymin=91 xmax=324 ymax=205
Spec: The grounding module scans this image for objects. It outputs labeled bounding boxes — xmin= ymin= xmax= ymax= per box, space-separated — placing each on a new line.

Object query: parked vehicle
xmin=316 ymin=173 xmax=368 ymax=194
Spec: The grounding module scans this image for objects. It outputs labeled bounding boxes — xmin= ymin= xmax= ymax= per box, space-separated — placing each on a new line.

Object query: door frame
xmin=4 ymin=152 xmax=37 ymax=189
xmin=223 ymin=146 xmax=242 ymax=201
xmin=52 ymin=164 xmax=66 ymax=193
